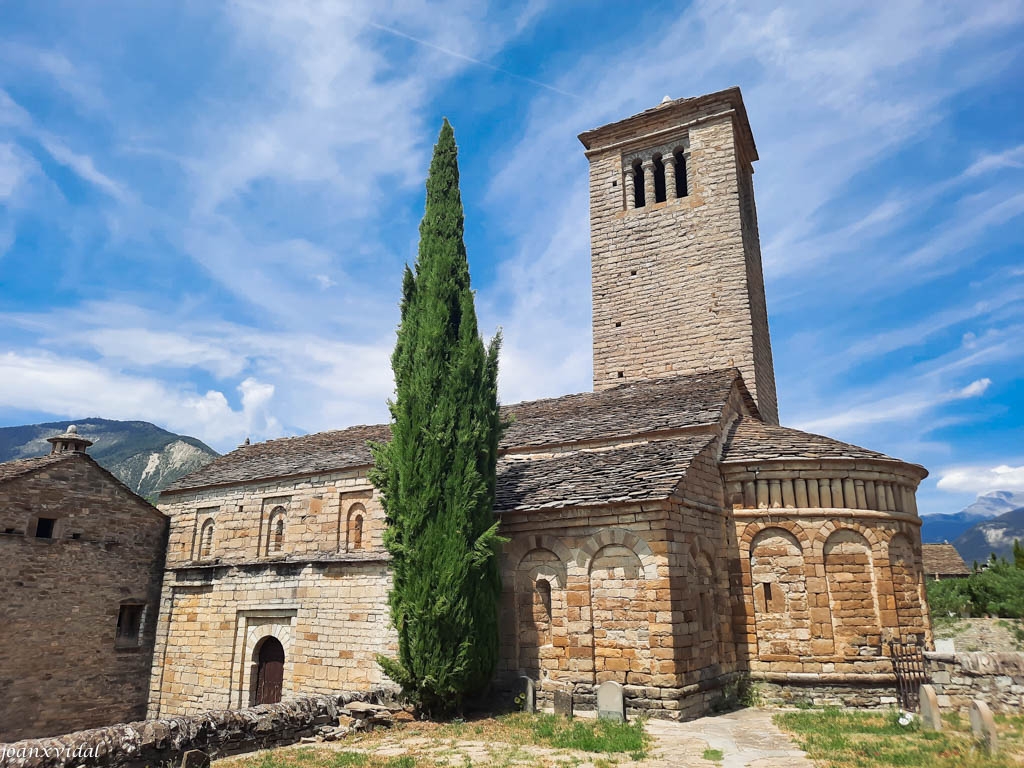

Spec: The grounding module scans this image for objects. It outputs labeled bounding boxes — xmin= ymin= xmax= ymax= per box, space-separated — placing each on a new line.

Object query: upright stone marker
xmin=597 ymin=680 xmax=626 ymax=722
xmin=518 ymin=676 xmax=535 ymax=713
xmin=970 ymin=699 xmax=998 ymax=752
xmin=919 ymin=684 xmax=941 ymax=731
xmin=553 ymin=686 xmax=574 ymax=719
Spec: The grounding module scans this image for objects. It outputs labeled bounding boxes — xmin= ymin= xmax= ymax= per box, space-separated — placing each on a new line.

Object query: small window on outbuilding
xmin=35 ymin=518 xmax=56 ymax=539
xmin=116 ymin=603 xmax=144 ymax=646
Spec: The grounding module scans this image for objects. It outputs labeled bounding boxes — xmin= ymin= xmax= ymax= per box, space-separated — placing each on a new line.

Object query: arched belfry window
xmin=653 ymin=155 xmax=666 ymax=203
xmin=673 ymin=149 xmax=688 ymax=198
xmin=632 ymin=160 xmax=645 ymax=208
xmin=199 ymin=519 xmax=215 ymax=560
xmin=267 ymin=506 xmax=286 ymax=555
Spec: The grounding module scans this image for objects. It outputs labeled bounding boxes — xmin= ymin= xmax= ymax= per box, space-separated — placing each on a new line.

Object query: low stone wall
xmin=0 ymin=690 xmax=388 ymax=768
xmin=755 ymin=676 xmax=898 ymax=709
xmin=925 ymin=651 xmax=1024 ymax=713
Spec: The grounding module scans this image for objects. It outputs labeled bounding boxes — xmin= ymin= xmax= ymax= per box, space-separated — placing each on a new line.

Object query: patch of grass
xmin=516 ymin=713 xmax=648 ymax=755
xmin=775 ymin=706 xmax=1024 ymax=768
xmin=702 ymin=747 xmax=724 ymax=762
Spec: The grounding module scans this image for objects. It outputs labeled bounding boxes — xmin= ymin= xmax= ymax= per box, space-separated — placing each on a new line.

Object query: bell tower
xmin=579 ymin=87 xmax=778 ymax=424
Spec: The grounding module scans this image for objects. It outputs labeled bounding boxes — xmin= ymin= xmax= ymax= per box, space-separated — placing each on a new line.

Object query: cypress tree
xmin=370 ymin=119 xmax=505 ymax=717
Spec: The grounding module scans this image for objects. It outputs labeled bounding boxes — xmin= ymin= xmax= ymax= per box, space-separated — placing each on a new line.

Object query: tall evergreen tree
xmin=370 ymin=119 xmax=505 ymax=717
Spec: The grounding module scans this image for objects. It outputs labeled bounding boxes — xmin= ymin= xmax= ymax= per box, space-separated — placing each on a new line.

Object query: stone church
xmin=149 ymin=87 xmax=931 ymax=720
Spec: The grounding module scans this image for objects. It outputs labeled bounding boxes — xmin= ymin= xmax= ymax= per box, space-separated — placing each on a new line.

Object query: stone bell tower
xmin=578 ymin=86 xmax=779 ymax=424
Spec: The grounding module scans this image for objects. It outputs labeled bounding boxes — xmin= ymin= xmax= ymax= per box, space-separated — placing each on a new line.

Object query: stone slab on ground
xmin=644 ymin=708 xmax=815 ymax=768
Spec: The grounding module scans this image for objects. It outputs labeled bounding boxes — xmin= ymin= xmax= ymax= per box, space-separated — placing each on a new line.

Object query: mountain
xmin=0 ymin=418 xmax=219 ymax=500
xmin=954 ymin=506 xmax=1024 ymax=565
xmin=920 ymin=490 xmax=1024 ymax=544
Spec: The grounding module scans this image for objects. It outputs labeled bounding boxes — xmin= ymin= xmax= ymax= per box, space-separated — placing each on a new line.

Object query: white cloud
xmin=0 ymin=351 xmax=277 ymax=446
xmin=937 ymin=465 xmax=1024 ymax=493
xmin=957 ymin=377 xmax=992 ymax=398
xmin=965 ymin=145 xmax=1024 ymax=177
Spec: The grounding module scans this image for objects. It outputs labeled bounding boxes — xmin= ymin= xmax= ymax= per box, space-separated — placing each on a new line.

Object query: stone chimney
xmin=47 ymin=424 xmax=94 ymax=454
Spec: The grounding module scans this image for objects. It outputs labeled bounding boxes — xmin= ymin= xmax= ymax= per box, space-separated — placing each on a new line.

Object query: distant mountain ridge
xmin=954 ymin=505 xmax=1024 ymax=565
xmin=0 ymin=418 xmax=219 ymax=499
xmin=921 ymin=490 xmax=1024 ymax=545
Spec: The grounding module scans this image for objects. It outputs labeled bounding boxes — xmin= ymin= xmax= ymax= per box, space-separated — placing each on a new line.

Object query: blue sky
xmin=0 ymin=0 xmax=1022 ymax=516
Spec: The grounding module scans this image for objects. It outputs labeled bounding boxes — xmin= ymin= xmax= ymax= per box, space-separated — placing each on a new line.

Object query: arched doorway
xmin=253 ymin=637 xmax=285 ymax=705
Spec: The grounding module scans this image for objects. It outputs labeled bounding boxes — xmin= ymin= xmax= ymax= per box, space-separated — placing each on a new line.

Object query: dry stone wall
xmin=925 ymin=652 xmax=1024 ymax=713
xmin=0 ymin=691 xmax=388 ymax=768
xmin=0 ymin=456 xmax=168 ymax=741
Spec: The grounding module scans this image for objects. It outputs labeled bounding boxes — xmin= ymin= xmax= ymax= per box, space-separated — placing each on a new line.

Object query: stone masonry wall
xmin=926 ymin=652 xmax=1024 ymax=713
xmin=586 ymin=95 xmax=779 ymax=424
xmin=730 ymin=477 xmax=931 ymax=690
xmin=151 ymin=470 xmax=395 ymax=718
xmin=0 ymin=456 xmax=168 ymax=741
xmin=497 ymin=439 xmax=739 ymax=721
xmin=0 ymin=690 xmax=388 ymax=768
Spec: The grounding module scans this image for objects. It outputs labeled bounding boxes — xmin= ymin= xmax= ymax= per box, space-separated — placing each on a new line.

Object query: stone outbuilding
xmin=921 ymin=543 xmax=970 ymax=580
xmin=149 ymin=87 xmax=932 ymax=719
xmin=0 ymin=427 xmax=168 ymax=741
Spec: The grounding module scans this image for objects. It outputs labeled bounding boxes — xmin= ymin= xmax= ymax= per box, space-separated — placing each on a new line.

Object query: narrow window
xmin=632 ymin=161 xmax=645 ymax=207
xmin=116 ymin=604 xmax=144 ymax=646
xmin=653 ymin=156 xmax=666 ymax=203
xmin=273 ymin=517 xmax=284 ymax=552
xmin=267 ymin=506 xmax=286 ymax=555
xmin=674 ymin=150 xmax=688 ymax=197
xmin=538 ymin=579 xmax=552 ymax=624
xmin=763 ymin=582 xmax=772 ymax=605
xmin=200 ymin=519 xmax=214 ymax=560
xmin=35 ymin=518 xmax=56 ymax=539
xmin=351 ymin=515 xmax=363 ymax=550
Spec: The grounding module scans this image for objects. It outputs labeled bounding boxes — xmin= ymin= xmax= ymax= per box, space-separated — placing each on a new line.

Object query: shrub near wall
xmin=0 ymin=691 xmax=387 ymax=768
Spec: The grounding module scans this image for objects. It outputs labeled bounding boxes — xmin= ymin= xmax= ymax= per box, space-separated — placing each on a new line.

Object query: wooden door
xmin=255 ymin=637 xmax=285 ymax=705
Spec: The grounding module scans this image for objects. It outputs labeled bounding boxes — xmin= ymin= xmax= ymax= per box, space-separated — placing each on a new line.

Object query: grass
xmin=701 ymin=748 xmax=724 ymax=762
xmin=775 ymin=706 xmax=1024 ymax=768
xmin=222 ymin=712 xmax=650 ymax=768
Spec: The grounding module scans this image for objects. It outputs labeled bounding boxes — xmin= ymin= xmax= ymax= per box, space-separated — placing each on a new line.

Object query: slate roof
xmin=921 ymin=543 xmax=970 ymax=577
xmin=164 ymin=369 xmax=746 ymax=493
xmin=495 ymin=435 xmax=714 ymax=512
xmin=721 ymin=418 xmax=902 ymax=463
xmin=0 ymin=452 xmax=73 ymax=484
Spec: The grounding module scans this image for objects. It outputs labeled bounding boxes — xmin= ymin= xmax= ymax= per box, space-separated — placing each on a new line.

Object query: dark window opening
xmin=4 ymin=528 xmax=16 ymax=534
xmin=632 ymin=161 xmax=645 ymax=207
xmin=71 ymin=532 xmax=82 ymax=540
xmin=35 ymin=518 xmax=56 ymax=539
xmin=630 ymin=269 xmax=637 ymax=276
xmin=653 ymin=156 xmax=666 ymax=203
xmin=763 ymin=582 xmax=772 ymax=603
xmin=612 ymin=179 xmax=617 ymax=187
xmin=116 ymin=604 xmax=144 ymax=645
xmin=617 ymin=371 xmax=624 ymax=378
xmin=674 ymin=151 xmax=688 ymax=197
xmin=614 ymin=321 xmax=621 ymax=327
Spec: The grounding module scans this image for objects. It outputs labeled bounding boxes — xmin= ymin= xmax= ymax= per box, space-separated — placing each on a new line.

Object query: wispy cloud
xmin=937 ymin=464 xmax=1024 ymax=494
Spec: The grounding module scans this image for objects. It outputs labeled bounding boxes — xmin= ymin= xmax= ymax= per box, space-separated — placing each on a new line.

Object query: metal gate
xmin=889 ymin=640 xmax=927 ymax=711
